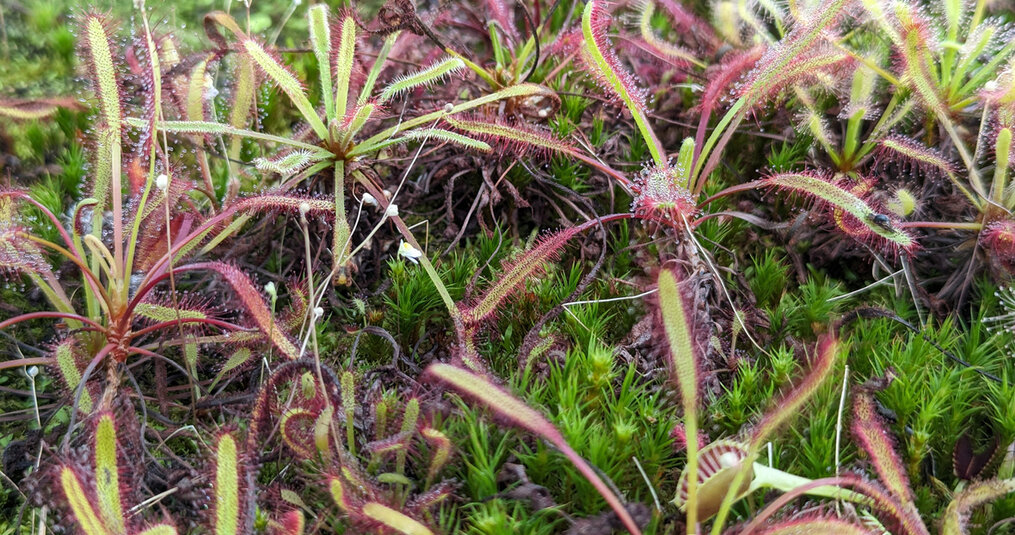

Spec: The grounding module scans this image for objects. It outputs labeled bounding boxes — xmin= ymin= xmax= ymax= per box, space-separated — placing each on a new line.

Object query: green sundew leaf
xmin=421 ymin=427 xmax=451 ymax=483
xmin=379 ymin=57 xmax=464 ymax=102
xmin=134 ymin=302 xmax=208 ymax=322
xmin=129 ymin=118 xmax=329 ymax=155
xmin=83 ymin=16 xmax=121 ymax=137
xmin=60 ymin=467 xmax=106 ymax=535
xmin=136 ymin=526 xmax=178 ymax=535
xmin=942 ymin=478 xmax=1015 ymax=535
xmin=212 ymin=348 xmax=253 ymax=387
xmin=308 ymin=5 xmax=334 ymax=121
xmin=242 ymin=39 xmax=328 ymax=139
xmin=314 ymin=405 xmax=335 ymax=457
xmin=442 ymin=117 xmax=569 ymax=154
xmin=280 ymin=488 xmax=306 ymax=508
xmin=94 ymin=414 xmax=125 ymax=533
xmin=360 ymin=502 xmax=433 ymax=535
xmin=658 ymin=267 xmax=700 ymax=526
xmin=341 ymin=371 xmax=356 ymax=455
xmin=404 ymin=129 xmax=492 ymax=151
xmin=581 ymin=1 xmax=664 ymax=166
xmin=186 ymin=55 xmax=215 ymax=123
xmin=215 ymin=434 xmax=240 ymax=535
xmin=55 ymin=340 xmax=92 ymax=413
xmin=762 ymin=173 xmax=917 ymax=251
xmin=229 ymin=54 xmax=256 ymax=161
xmin=254 ymin=150 xmax=324 ymax=175
xmin=329 ymin=477 xmax=347 ymax=511
xmin=396 ymin=398 xmax=419 ymax=474
xmin=359 ymin=83 xmax=553 ymax=149
xmin=377 ymin=472 xmax=412 ymax=485
xmin=333 ymin=15 xmax=357 ymax=121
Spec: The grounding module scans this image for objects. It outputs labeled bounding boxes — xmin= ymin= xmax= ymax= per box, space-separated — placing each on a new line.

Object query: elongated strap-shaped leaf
xmin=177 ymin=262 xmax=299 ymax=359
xmin=94 ymin=413 xmax=125 ymax=533
xmin=581 ymin=1 xmax=664 ymax=166
xmin=242 ymin=39 xmax=327 ymax=139
xmin=358 ymin=83 xmax=554 ymax=149
xmin=229 ymin=54 xmax=257 ymax=161
xmin=215 ymin=433 xmax=241 ymax=535
xmin=136 ymin=526 xmax=179 ymax=535
xmin=186 ymin=54 xmax=216 ymax=123
xmin=760 ymin=173 xmax=917 ymax=253
xmin=443 ymin=117 xmax=571 ymax=155
xmin=379 ymin=57 xmax=464 ymax=102
xmin=82 ymin=15 xmax=122 ymax=137
xmin=462 ymin=225 xmax=582 ymax=325
xmin=942 ymin=478 xmax=1015 ymax=535
xmin=81 ymin=16 xmax=122 ymax=219
xmin=137 ymin=526 xmax=179 ymax=535
xmin=127 ymin=118 xmax=329 ymax=155
xmin=353 ymin=128 xmax=492 ymax=156
xmin=361 ymin=502 xmax=433 ymax=535
xmin=426 ymin=364 xmax=642 ymax=535
xmin=54 ymin=339 xmax=93 ymax=413
xmin=0 ymin=98 xmax=79 ymax=120
xmin=853 ymin=392 xmax=914 ymax=503
xmin=751 ymin=335 xmax=838 ymax=447
xmin=280 ymin=408 xmax=318 ymax=459
xmin=134 ymin=302 xmax=209 ymax=322
xmin=333 ymin=15 xmax=357 ymax=122
xmin=254 ymin=150 xmax=326 ymax=175
xmin=307 ymin=5 xmax=334 ymax=121
xmin=658 ymin=266 xmax=701 ymax=527
xmin=756 ymin=516 xmax=876 ymax=534
xmin=60 ymin=468 xmax=106 ymax=535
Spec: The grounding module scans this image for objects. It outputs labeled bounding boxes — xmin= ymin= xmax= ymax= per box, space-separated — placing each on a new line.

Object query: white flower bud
xmin=299 ymin=202 xmax=311 ymax=216
xmin=362 ymin=193 xmax=378 ymax=207
xmin=155 ymin=174 xmax=169 ymax=191
xmin=385 ymin=203 xmax=399 ymax=218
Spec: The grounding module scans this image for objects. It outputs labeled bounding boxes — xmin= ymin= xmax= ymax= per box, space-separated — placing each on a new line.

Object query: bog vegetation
xmin=1 ymin=0 xmax=1015 ymax=533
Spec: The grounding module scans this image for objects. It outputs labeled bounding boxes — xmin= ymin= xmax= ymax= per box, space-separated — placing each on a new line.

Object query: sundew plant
xmin=2 ymin=0 xmax=1015 ymax=534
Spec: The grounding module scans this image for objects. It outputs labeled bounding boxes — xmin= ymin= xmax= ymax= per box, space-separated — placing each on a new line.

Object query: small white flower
xmin=382 ymin=189 xmax=393 ymax=200
xmin=385 ymin=203 xmax=399 ymax=218
xmin=264 ymin=282 xmax=277 ymax=296
xmin=155 ymin=174 xmax=169 ymax=191
xmin=26 ymin=366 xmax=38 ymax=378
xmin=985 ymin=81 xmax=999 ymax=92
xmin=313 ymin=306 xmax=324 ymax=318
xmin=398 ymin=240 xmax=423 ymax=264
xmin=361 ymin=193 xmax=378 ymax=207
xmin=443 ymin=103 xmax=454 ymax=113
xmin=299 ymin=202 xmax=311 ymax=216
xmin=292 ymin=0 xmax=302 ymax=5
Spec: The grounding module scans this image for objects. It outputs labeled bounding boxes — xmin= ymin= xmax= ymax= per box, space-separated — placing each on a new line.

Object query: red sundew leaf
xmin=852 ymin=391 xmax=914 ymax=504
xmin=750 ymin=335 xmax=839 ymax=447
xmin=443 ymin=115 xmax=576 ymax=158
xmin=424 ymin=363 xmax=643 ymax=535
xmin=754 ymin=514 xmax=878 ymax=534
xmin=460 ymin=225 xmax=583 ymax=326
xmin=175 ymin=262 xmax=300 ymax=359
